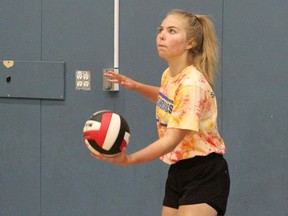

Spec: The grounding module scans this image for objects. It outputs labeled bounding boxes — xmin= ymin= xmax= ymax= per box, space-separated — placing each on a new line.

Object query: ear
xmin=186 ymin=39 xmax=196 ymax=50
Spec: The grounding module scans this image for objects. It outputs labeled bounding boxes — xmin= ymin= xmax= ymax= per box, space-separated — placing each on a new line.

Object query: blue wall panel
xmin=0 ymin=1 xmax=42 ymax=215
xmin=40 ymin=0 xmax=115 ymax=214
xmin=223 ymin=0 xmax=288 ymax=215
xmin=0 ymin=0 xmax=41 ymax=60
xmin=0 ymin=99 xmax=41 ymax=216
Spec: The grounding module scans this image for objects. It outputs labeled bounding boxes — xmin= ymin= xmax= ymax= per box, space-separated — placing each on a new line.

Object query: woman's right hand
xmin=105 ymin=70 xmax=159 ymax=103
xmin=104 ymin=71 xmax=138 ymax=91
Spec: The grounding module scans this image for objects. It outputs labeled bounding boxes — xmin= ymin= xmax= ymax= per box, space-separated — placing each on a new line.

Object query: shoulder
xmin=180 ymin=66 xmax=209 ymax=88
xmin=160 ymin=68 xmax=171 ymax=84
xmin=161 ymin=68 xmax=170 ymax=78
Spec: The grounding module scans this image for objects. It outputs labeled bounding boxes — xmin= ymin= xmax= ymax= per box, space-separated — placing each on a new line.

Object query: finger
xmin=106 ymin=71 xmax=119 ymax=77
xmin=90 ymin=153 xmax=105 ymax=160
xmin=104 ymin=73 xmax=123 ymax=82
xmin=107 ymin=79 xmax=120 ymax=83
xmin=104 ymin=73 xmax=116 ymax=79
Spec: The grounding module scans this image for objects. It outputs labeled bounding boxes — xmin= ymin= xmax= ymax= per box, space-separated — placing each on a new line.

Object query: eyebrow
xmin=159 ymin=25 xmax=180 ymax=30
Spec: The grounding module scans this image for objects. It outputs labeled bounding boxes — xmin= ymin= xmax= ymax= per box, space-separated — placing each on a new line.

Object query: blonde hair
xmin=167 ymin=9 xmax=219 ymax=89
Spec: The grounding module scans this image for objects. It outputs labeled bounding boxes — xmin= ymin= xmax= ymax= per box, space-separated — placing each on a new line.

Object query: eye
xmin=168 ymin=28 xmax=176 ymax=34
xmin=157 ymin=27 xmax=163 ymax=34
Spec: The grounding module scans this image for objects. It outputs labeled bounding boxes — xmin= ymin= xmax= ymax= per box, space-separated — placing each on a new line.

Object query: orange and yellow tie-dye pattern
xmin=156 ymin=65 xmax=226 ymax=164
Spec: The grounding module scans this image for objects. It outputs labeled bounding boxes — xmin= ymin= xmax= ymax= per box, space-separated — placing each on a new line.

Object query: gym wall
xmin=0 ymin=0 xmax=287 ymax=215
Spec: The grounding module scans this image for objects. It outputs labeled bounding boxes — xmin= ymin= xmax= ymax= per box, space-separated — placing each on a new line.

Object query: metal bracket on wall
xmin=0 ymin=60 xmax=65 ymax=100
xmin=103 ymin=68 xmax=119 ymax=91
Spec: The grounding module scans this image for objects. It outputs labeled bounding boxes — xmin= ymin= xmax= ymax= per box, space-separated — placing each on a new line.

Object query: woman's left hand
xmin=91 ymin=148 xmax=131 ymax=166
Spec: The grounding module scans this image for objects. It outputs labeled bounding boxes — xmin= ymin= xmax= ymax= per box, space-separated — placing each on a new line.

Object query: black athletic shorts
xmin=163 ymin=153 xmax=230 ymax=215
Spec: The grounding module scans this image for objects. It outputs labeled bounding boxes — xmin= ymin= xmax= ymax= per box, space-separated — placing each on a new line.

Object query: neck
xmin=167 ymin=54 xmax=193 ymax=77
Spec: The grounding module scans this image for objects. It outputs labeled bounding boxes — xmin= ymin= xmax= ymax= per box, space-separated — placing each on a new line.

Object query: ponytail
xmin=194 ymin=15 xmax=219 ymax=89
xmin=167 ymin=10 xmax=219 ymax=89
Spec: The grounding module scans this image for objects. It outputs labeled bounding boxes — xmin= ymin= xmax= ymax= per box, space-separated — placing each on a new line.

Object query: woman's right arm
xmin=104 ymin=71 xmax=159 ymax=103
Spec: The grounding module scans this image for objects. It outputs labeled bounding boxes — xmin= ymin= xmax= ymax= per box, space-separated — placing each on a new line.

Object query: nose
xmin=158 ymin=31 xmax=166 ymax=40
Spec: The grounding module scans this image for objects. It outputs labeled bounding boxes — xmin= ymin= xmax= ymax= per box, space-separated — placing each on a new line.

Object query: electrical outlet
xmin=75 ymin=70 xmax=91 ymax=91
xmin=103 ymin=68 xmax=119 ymax=91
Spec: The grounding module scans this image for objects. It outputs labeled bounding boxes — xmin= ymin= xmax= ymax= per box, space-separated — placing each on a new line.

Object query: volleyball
xmin=83 ymin=110 xmax=130 ymax=156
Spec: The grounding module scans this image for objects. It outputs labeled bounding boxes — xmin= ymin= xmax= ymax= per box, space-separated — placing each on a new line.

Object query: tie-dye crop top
xmin=156 ymin=65 xmax=226 ymax=165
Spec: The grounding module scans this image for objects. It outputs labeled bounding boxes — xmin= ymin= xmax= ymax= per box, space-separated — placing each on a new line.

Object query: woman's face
xmin=156 ymin=14 xmax=192 ymax=60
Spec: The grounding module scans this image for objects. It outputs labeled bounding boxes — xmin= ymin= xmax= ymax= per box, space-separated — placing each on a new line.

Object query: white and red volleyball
xmin=83 ymin=110 xmax=130 ymax=156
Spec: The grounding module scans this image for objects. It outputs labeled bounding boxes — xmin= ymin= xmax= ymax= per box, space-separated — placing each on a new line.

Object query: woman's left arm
xmin=95 ymin=128 xmax=191 ymax=166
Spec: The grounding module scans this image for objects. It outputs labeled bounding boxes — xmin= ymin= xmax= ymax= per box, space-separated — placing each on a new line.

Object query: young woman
xmin=96 ymin=9 xmax=230 ymax=216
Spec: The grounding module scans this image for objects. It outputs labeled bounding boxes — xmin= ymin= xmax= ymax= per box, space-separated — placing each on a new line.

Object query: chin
xmin=158 ymin=52 xmax=168 ymax=59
